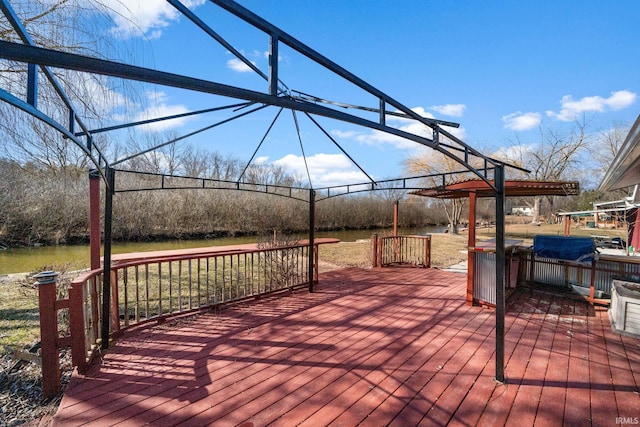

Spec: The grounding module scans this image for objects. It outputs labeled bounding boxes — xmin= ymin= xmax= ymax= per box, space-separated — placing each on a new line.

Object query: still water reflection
xmin=0 ymin=227 xmax=443 ymax=275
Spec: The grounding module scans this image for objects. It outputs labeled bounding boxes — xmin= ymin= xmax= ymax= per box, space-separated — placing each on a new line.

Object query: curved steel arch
xmin=113 ymin=168 xmax=313 ymax=202
xmin=0 ymin=0 xmax=513 ymax=382
xmin=112 ymin=168 xmax=460 ymax=203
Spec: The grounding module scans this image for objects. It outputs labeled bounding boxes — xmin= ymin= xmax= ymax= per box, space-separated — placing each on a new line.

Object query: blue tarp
xmin=533 ymin=235 xmax=596 ymax=263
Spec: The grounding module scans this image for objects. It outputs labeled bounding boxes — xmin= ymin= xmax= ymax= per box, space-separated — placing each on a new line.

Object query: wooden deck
xmin=52 ymin=267 xmax=640 ymax=426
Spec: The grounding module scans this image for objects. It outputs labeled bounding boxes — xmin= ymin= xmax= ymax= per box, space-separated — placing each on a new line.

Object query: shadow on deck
xmin=52 ymin=267 xmax=640 ymax=426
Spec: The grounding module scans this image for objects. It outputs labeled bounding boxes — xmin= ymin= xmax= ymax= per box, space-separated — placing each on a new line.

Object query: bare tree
xmin=120 ymin=133 xmax=190 ymax=175
xmin=405 ymin=149 xmax=472 ymax=234
xmin=590 ymin=122 xmax=631 ymax=188
xmin=502 ymin=120 xmax=590 ymax=223
xmin=374 ymin=180 xmax=408 ymax=203
xmin=0 ymin=0 xmax=146 ymax=171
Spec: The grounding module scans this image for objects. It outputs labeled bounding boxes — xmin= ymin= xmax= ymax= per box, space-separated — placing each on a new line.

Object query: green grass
xmin=0 ymin=278 xmax=40 ymax=350
xmin=476 ymin=222 xmax=626 ymax=245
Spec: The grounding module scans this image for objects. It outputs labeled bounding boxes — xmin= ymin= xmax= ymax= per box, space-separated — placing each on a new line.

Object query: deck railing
xmin=372 ymin=235 xmax=431 ymax=268
xmin=37 ymin=240 xmax=333 ymax=397
xmin=517 ymin=248 xmax=640 ymax=303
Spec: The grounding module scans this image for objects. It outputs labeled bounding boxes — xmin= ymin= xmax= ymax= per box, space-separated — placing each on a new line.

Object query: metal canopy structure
xmin=0 ymin=0 xmax=524 ymax=382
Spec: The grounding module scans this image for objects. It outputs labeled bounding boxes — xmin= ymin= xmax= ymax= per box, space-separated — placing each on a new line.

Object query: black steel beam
xmin=494 ymin=164 xmax=506 ymax=383
xmin=101 ymin=167 xmax=115 ymax=350
xmin=308 ymin=189 xmax=316 ymax=292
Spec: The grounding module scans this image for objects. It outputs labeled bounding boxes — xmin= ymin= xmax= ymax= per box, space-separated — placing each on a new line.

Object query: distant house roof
xmin=600 ymin=114 xmax=640 ymax=191
xmin=410 ymin=179 xmax=579 ymax=199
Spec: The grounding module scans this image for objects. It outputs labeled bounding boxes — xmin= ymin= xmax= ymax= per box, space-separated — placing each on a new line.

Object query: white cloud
xmin=502 ymin=111 xmax=542 ymax=131
xmin=94 ymin=0 xmax=205 ymax=39
xmin=227 ymin=58 xmax=257 ymax=73
xmin=332 ymin=106 xmax=467 ymax=150
xmin=546 ymin=90 xmax=637 ymax=121
xmin=442 ymin=125 xmax=467 ymax=141
xmin=392 ymin=106 xmax=435 ymax=123
xmin=331 ymin=130 xmax=361 ymax=139
xmin=132 ymin=91 xmax=191 ymax=132
xmin=607 ymin=90 xmax=637 ymax=109
xmin=271 ymin=153 xmax=370 ymax=187
xmin=254 ymin=156 xmax=270 ymax=164
xmin=430 ymin=103 xmax=466 ymax=117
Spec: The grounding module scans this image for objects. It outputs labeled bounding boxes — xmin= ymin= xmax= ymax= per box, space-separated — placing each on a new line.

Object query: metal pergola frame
xmin=0 ymin=0 xmax=524 ymax=382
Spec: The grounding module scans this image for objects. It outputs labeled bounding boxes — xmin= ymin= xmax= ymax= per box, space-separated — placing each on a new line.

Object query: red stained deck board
xmin=563 ymin=297 xmax=592 ymax=426
xmin=533 ymin=296 xmax=572 ymax=426
xmin=110 ymin=312 xmax=369 ymax=424
xmin=589 ymin=305 xmax=620 ymax=426
xmin=338 ymin=309 xmax=495 ymax=427
xmin=476 ymin=288 xmax=549 ymax=426
xmin=416 ymin=312 xmax=496 ymax=426
xmin=619 ymin=330 xmax=640 ymax=393
xmin=274 ymin=281 xmax=460 ymax=427
xmin=386 ymin=311 xmax=494 ymax=426
xmin=51 ymin=268 xmax=640 ymax=427
xmin=604 ymin=323 xmax=640 ymax=417
xmin=447 ymin=292 xmax=538 ymax=427
xmin=505 ymin=292 xmax=562 ymax=426
xmin=129 ymin=272 xmax=450 ymax=422
xmin=371 ymin=304 xmax=491 ymax=426
xmin=168 ymin=289 xmax=438 ymax=426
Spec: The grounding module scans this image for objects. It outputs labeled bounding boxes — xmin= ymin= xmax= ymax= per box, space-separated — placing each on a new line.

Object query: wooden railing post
xmin=34 ymin=270 xmax=60 ymax=399
xmin=589 ymin=258 xmax=596 ymax=305
xmin=425 ymin=236 xmax=431 ymax=268
xmin=68 ymin=280 xmax=88 ymax=373
xmin=110 ymin=269 xmax=120 ymax=336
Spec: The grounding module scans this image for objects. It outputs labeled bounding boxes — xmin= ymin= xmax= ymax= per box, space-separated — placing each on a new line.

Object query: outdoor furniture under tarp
xmin=533 ymin=235 xmax=597 ymax=263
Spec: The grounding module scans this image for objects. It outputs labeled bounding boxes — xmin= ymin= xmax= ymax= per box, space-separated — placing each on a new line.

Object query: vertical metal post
xmin=495 ymin=164 xmax=506 ymax=383
xmin=101 ymin=167 xmax=115 ymax=350
xmin=466 ymin=191 xmax=477 ymax=306
xmin=372 ymin=234 xmax=379 ymax=268
xmin=27 ymin=63 xmax=37 ymax=107
xmin=89 ymin=170 xmax=101 ymax=270
xmin=308 ymin=189 xmax=315 ymax=292
xmin=393 ymin=200 xmax=400 ymax=263
xmin=269 ymin=34 xmax=279 ymax=95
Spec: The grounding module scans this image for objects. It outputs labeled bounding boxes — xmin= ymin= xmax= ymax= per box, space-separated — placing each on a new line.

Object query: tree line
xmin=0 ymin=157 xmax=448 ymax=247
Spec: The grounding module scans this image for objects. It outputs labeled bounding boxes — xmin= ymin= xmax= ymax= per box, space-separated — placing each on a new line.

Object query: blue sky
xmin=89 ymin=0 xmax=639 ymax=188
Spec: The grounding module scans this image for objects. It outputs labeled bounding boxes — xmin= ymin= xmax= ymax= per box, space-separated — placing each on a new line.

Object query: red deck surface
xmin=52 ymin=267 xmax=640 ymax=426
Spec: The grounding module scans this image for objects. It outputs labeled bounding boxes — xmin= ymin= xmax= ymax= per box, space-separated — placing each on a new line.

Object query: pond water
xmin=0 ymin=226 xmax=444 ymax=274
